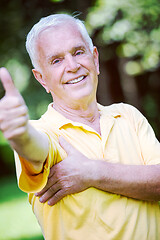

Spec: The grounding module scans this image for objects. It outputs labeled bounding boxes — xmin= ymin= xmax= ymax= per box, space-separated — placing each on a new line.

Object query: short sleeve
xmin=14 ymin=133 xmax=56 ymax=193
xmin=126 ymin=104 xmax=160 ymax=165
xmin=137 ymin=115 xmax=160 ymax=165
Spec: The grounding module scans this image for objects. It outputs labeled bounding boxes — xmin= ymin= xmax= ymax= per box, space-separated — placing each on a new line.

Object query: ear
xmin=93 ymin=46 xmax=100 ymax=75
xmin=32 ymin=69 xmax=50 ymax=93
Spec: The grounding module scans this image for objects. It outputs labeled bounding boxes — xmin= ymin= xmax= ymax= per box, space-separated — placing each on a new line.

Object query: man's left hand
xmin=35 ymin=136 xmax=95 ymax=205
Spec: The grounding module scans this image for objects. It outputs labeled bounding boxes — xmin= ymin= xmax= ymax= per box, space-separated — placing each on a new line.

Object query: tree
xmin=85 ymin=0 xmax=160 ymax=139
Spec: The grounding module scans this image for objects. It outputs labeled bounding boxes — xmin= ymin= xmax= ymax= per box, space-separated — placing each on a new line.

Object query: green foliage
xmin=0 ymin=176 xmax=43 ymax=240
xmin=85 ymin=0 xmax=160 ymax=139
xmin=0 ymin=0 xmax=96 ymax=175
xmin=0 ymin=4 xmax=159 ymax=239
xmin=51 ymin=0 xmax=64 ymax=2
xmin=0 ymin=0 xmax=160 ymax=158
xmin=86 ymin=0 xmax=160 ymax=74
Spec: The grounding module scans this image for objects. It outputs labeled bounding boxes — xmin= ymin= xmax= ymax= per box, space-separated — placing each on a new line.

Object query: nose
xmin=65 ymin=55 xmax=80 ymax=73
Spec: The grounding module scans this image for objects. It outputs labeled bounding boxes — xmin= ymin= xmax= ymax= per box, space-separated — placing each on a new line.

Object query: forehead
xmin=36 ymin=23 xmax=88 ymax=56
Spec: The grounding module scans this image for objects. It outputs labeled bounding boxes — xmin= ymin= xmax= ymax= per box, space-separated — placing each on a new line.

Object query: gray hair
xmin=25 ymin=14 xmax=94 ymax=70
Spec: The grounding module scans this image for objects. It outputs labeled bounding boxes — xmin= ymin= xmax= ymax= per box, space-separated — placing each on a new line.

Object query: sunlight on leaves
xmin=118 ymin=43 xmax=138 ymax=57
xmin=86 ymin=0 xmax=160 ymax=74
xmin=50 ymin=0 xmax=64 ymax=2
xmin=110 ymin=20 xmax=131 ymax=41
xmin=5 ymin=59 xmax=31 ymax=93
xmin=125 ymin=61 xmax=142 ymax=76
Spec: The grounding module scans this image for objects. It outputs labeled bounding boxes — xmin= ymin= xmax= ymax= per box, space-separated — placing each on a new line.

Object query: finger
xmin=0 ymin=105 xmax=28 ymax=124
xmin=35 ymin=172 xmax=57 ymax=196
xmin=0 ymin=115 xmax=28 ymax=132
xmin=59 ymin=136 xmax=76 ymax=155
xmin=3 ymin=126 xmax=28 ymax=140
xmin=0 ymin=67 xmax=18 ymax=96
xmin=39 ymin=183 xmax=60 ymax=203
xmin=35 ymin=182 xmax=53 ymax=197
xmin=48 ymin=189 xmax=66 ymax=206
xmin=35 ymin=185 xmax=48 ymax=197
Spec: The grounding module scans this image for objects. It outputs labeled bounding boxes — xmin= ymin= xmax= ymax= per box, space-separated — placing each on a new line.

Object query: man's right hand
xmin=0 ymin=67 xmax=49 ymax=165
xmin=0 ymin=67 xmax=29 ymax=142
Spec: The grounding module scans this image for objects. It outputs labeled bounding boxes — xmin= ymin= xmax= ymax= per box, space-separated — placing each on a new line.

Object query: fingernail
xmin=48 ymin=200 xmax=52 ymax=206
xmin=39 ymin=197 xmax=43 ymax=202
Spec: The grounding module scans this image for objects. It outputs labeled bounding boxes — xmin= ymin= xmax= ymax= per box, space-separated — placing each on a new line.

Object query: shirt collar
xmin=97 ymin=103 xmax=121 ymax=118
xmin=42 ymin=102 xmax=121 ymax=130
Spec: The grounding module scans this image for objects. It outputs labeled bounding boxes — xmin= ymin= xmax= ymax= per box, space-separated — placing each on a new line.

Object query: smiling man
xmin=32 ymin=21 xmax=100 ymax=130
xmin=0 ymin=14 xmax=160 ymax=240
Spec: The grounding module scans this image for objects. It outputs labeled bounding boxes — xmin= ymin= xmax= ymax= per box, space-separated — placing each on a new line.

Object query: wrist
xmin=89 ymin=160 xmax=111 ymax=190
xmin=86 ymin=160 xmax=102 ymax=188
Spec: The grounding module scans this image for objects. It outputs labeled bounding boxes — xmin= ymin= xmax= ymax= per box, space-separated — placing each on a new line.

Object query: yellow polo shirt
xmin=15 ymin=103 xmax=160 ymax=240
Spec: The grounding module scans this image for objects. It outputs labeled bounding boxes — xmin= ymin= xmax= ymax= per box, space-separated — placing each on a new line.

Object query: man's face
xmin=33 ymin=22 xmax=99 ymax=108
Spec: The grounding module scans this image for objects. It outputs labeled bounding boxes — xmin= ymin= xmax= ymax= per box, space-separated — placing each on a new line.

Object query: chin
xmin=71 ymin=93 xmax=95 ymax=105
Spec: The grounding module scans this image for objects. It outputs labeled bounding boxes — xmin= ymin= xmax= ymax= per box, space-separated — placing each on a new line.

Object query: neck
xmin=53 ymin=100 xmax=101 ymax=134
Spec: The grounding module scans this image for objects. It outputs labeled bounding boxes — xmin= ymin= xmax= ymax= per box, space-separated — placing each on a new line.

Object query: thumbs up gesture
xmin=0 ymin=67 xmax=29 ymax=141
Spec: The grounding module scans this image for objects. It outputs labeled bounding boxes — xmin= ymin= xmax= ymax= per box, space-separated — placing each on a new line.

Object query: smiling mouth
xmin=66 ymin=76 xmax=86 ymax=84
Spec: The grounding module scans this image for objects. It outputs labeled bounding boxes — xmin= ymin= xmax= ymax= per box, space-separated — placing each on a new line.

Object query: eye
xmin=75 ymin=50 xmax=84 ymax=56
xmin=51 ymin=58 xmax=62 ymax=65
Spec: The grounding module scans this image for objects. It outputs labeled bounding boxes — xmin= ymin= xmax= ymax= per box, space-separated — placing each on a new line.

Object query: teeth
xmin=68 ymin=76 xmax=84 ymax=84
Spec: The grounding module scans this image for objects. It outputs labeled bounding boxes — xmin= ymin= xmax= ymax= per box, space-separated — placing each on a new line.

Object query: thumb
xmin=59 ymin=136 xmax=76 ymax=155
xmin=0 ymin=67 xmax=18 ymax=96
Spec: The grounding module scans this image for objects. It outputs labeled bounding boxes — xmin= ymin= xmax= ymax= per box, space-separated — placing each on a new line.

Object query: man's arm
xmin=36 ymin=137 xmax=160 ymax=205
xmin=0 ymin=67 xmax=49 ymax=168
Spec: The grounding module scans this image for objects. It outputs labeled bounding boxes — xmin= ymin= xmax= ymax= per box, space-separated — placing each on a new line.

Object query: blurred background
xmin=0 ymin=0 xmax=160 ymax=239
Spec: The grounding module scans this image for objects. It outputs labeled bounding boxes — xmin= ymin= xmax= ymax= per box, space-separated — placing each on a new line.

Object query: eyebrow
xmin=47 ymin=44 xmax=86 ymax=61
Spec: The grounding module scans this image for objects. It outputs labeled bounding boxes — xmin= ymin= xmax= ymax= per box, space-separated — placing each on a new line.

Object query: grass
xmin=0 ymin=175 xmax=44 ymax=240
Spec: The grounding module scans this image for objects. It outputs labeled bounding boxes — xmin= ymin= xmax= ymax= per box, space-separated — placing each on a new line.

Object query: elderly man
xmin=0 ymin=14 xmax=160 ymax=240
